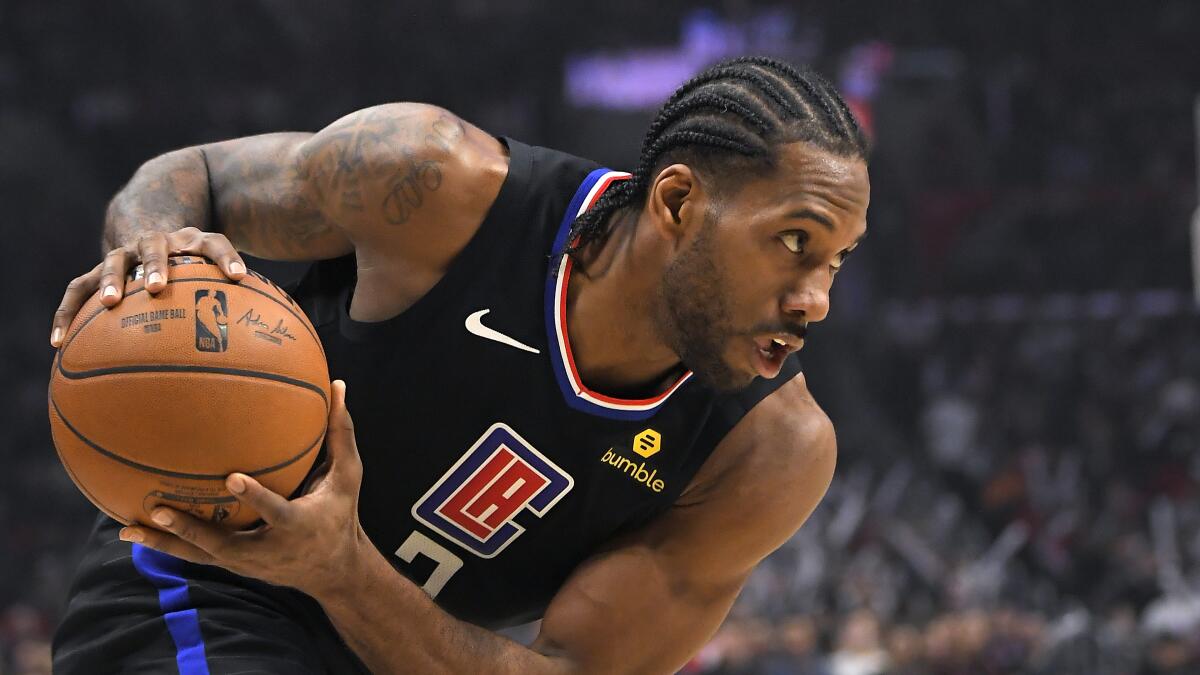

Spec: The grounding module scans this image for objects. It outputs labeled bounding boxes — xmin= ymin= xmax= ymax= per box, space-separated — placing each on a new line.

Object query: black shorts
xmin=53 ymin=514 xmax=369 ymax=674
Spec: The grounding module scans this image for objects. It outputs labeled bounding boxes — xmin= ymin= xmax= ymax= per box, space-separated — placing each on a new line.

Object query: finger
xmin=204 ymin=233 xmax=247 ymax=280
xmin=146 ymin=507 xmax=233 ymax=558
xmin=226 ymin=473 xmax=292 ymax=526
xmin=51 ymin=262 xmax=103 ymax=347
xmin=200 ymin=232 xmax=246 ymax=280
xmin=137 ymin=232 xmax=170 ymax=294
xmin=97 ymin=246 xmax=135 ymax=307
xmin=165 ymin=227 xmax=246 ymax=281
xmin=119 ymin=526 xmax=217 ymax=566
xmin=165 ymin=225 xmax=205 ymax=255
xmin=325 ymin=380 xmax=363 ymax=493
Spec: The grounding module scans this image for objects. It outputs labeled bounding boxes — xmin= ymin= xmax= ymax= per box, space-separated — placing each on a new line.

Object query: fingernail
xmin=102 ymin=285 xmax=118 ymax=299
xmin=229 ymin=261 xmax=246 ymax=275
xmin=51 ymin=327 xmax=63 ymax=346
xmin=226 ymin=474 xmax=245 ymax=494
xmin=148 ymin=272 xmax=163 ymax=287
xmin=119 ymin=528 xmax=143 ymax=543
xmin=152 ymin=510 xmax=173 ymax=527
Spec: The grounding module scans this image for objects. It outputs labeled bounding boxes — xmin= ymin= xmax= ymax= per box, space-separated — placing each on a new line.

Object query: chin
xmin=689 ymin=363 xmax=757 ymax=393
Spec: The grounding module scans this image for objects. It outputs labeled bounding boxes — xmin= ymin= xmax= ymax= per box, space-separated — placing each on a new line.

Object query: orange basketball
xmin=48 ymin=256 xmax=330 ymax=529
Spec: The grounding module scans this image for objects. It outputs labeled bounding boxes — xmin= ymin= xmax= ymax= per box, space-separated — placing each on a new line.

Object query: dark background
xmin=2 ymin=2 xmax=1198 ymax=673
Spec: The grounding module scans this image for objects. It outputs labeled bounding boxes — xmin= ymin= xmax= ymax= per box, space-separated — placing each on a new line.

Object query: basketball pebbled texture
xmin=48 ymin=256 xmax=330 ymax=529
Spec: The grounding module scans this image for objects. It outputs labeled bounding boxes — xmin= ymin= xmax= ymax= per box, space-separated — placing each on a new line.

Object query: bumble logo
xmin=600 ymin=449 xmax=665 ymax=493
xmin=600 ymin=429 xmax=666 ymax=493
xmin=632 ymin=429 xmax=661 ymax=458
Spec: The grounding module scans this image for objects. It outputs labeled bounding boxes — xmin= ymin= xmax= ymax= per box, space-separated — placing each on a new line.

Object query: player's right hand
xmin=50 ymin=227 xmax=247 ymax=348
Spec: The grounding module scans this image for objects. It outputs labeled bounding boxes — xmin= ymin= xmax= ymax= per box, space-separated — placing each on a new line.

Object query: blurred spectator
xmin=884 ymin=624 xmax=923 ymax=675
xmin=829 ymin=610 xmax=887 ymax=675
xmin=761 ymin=616 xmax=830 ymax=675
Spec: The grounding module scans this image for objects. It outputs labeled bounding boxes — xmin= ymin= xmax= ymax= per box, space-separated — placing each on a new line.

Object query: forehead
xmin=728 ymin=142 xmax=870 ymax=226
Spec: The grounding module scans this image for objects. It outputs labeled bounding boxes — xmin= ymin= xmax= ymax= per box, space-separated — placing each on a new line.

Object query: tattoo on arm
xmin=295 ymin=106 xmax=466 ymax=227
xmin=380 ymin=115 xmax=465 ymax=225
xmin=107 ymin=105 xmax=470 ymax=260
xmin=204 ymin=133 xmax=345 ymax=259
xmin=103 ymin=150 xmax=211 ymax=252
xmin=381 ymin=148 xmax=443 ymax=225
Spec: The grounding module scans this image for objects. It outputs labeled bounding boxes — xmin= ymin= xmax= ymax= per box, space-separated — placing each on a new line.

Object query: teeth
xmin=772 ymin=338 xmax=787 ymax=347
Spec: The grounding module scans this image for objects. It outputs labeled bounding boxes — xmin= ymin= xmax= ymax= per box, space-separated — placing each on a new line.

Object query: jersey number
xmin=395 ymin=531 xmax=462 ymax=598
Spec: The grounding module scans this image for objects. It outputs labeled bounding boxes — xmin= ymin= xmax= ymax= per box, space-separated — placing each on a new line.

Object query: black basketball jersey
xmin=290 ymin=138 xmax=802 ymax=629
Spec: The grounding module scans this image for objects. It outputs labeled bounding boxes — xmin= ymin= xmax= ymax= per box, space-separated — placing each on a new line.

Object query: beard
xmin=656 ymin=213 xmax=755 ymax=393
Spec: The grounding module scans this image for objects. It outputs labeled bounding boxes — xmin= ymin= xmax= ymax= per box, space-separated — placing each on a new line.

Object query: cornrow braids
xmin=564 ymin=56 xmax=869 ymax=260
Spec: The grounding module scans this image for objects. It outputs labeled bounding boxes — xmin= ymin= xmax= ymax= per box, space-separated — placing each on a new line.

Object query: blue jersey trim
xmin=548 ymin=167 xmax=611 ymax=261
xmin=544 ymin=168 xmax=679 ymax=422
xmin=132 ymin=544 xmax=212 ymax=675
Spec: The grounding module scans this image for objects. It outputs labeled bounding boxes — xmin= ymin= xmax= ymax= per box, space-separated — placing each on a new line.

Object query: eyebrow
xmin=788 ymin=209 xmax=836 ymax=232
xmin=788 ymin=209 xmax=868 ymax=249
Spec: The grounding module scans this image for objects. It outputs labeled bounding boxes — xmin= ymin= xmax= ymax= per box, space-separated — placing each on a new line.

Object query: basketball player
xmin=49 ymin=57 xmax=869 ymax=673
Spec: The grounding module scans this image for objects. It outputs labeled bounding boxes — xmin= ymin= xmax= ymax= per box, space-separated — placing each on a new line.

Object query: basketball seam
xmin=49 ymin=408 xmax=126 ymax=522
xmin=56 ymin=361 xmax=329 ymax=402
xmin=48 ymin=395 xmax=325 ymax=481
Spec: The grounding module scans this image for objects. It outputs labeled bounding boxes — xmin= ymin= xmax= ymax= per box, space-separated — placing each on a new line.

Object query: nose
xmin=781 ymin=274 xmax=831 ymax=323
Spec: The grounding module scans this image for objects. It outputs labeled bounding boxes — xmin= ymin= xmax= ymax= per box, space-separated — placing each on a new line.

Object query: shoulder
xmin=726 ymin=373 xmax=836 ymax=470
xmin=295 ymin=103 xmax=511 ymax=317
xmin=651 ymin=374 xmax=836 ymax=574
xmin=297 ymin=102 xmax=509 ymax=232
xmin=684 ymin=374 xmax=836 ymax=508
xmin=302 ymin=102 xmax=503 ymax=172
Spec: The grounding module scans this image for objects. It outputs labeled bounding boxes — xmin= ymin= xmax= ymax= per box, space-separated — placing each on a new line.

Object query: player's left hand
xmin=119 ymin=379 xmax=369 ymax=597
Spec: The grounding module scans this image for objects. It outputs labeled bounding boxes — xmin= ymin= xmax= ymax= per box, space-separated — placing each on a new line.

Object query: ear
xmin=647 ymin=164 xmax=704 ymax=244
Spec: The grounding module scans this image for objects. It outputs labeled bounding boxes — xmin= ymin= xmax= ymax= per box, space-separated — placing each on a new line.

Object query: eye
xmin=830 ymin=250 xmax=850 ymax=274
xmin=780 ymin=231 xmax=808 ymax=254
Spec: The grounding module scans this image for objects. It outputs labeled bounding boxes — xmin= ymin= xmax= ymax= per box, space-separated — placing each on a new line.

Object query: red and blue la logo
xmin=412 ymin=423 xmax=574 ymax=558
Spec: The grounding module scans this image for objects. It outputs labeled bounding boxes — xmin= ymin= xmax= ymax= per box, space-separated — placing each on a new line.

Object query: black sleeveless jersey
xmin=290 ymin=138 xmax=802 ymax=629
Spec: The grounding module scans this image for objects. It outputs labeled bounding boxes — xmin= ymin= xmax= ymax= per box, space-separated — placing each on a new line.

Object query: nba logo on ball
xmin=413 ymin=423 xmax=574 ymax=558
xmin=194 ymin=289 xmax=229 ymax=352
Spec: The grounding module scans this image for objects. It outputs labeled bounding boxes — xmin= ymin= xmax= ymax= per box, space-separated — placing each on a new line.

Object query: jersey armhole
xmin=291 ymin=138 xmax=535 ymax=342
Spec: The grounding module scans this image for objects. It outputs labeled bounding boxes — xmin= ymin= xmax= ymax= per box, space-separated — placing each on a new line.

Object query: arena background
xmin=3 ymin=2 xmax=1199 ymax=673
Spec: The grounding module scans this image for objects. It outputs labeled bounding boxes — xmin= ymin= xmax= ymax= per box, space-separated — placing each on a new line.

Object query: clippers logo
xmin=413 ymin=423 xmax=573 ymax=558
xmin=194 ymin=289 xmax=229 ymax=352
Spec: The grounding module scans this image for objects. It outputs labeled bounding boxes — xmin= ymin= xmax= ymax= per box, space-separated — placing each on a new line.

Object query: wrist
xmin=309 ymin=525 xmax=381 ymax=604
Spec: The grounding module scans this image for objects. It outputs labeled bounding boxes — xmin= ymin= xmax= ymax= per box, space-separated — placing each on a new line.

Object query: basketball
xmin=48 ymin=256 xmax=330 ymax=529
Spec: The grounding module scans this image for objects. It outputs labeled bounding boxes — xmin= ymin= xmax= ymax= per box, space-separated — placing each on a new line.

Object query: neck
xmin=564 ymin=211 xmax=684 ymax=396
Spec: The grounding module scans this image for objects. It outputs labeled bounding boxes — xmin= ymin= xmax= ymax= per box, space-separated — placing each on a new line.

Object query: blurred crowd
xmin=690 ymin=304 xmax=1200 ymax=675
xmin=2 ymin=1 xmax=1198 ymax=673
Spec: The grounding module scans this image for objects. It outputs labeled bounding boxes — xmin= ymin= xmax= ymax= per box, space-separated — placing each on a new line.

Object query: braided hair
xmin=566 ymin=56 xmax=868 ymax=258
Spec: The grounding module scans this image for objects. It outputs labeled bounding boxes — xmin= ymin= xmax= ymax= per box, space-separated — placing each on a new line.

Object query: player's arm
xmin=51 ymin=103 xmax=506 ymax=345
xmin=100 ymin=132 xmax=351 ymax=261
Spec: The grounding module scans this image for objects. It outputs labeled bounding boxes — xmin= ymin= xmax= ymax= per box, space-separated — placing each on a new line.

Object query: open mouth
xmin=751 ymin=333 xmax=803 ymax=378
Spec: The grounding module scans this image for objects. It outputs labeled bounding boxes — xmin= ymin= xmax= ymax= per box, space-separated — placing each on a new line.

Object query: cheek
xmin=725 ymin=242 xmax=789 ymax=310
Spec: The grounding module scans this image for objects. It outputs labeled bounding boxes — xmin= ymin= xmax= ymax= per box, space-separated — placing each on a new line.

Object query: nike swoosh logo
xmin=465 ymin=309 xmax=541 ymax=354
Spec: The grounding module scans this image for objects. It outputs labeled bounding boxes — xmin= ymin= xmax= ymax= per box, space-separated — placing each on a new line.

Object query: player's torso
xmin=319 ymin=297 xmax=718 ymax=628
xmin=291 ymin=139 xmax=797 ymax=628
